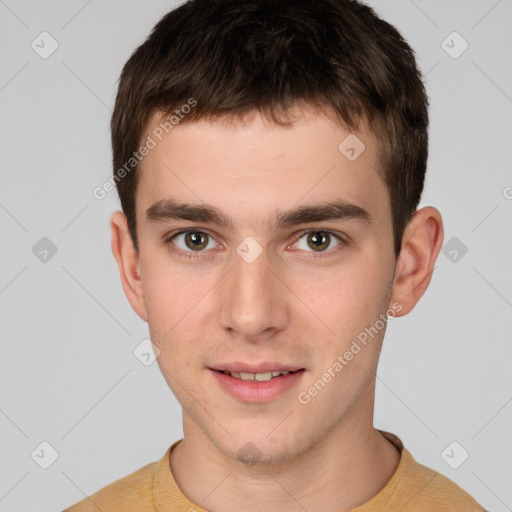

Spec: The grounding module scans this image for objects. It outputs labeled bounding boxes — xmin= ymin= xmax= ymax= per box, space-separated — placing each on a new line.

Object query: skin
xmin=111 ymin=103 xmax=443 ymax=512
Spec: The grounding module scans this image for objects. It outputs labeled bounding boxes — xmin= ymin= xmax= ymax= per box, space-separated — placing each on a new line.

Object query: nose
xmin=217 ymin=244 xmax=290 ymax=342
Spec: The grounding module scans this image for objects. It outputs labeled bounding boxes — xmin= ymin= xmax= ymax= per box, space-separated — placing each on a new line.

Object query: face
xmin=121 ymin=105 xmax=401 ymax=464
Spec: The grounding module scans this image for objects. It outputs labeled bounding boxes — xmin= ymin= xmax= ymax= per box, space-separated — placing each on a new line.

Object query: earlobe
xmin=110 ymin=211 xmax=149 ymax=322
xmin=390 ymin=206 xmax=444 ymax=316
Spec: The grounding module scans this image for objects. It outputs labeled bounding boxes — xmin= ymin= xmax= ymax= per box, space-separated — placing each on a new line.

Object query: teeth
xmin=255 ymin=372 xmax=272 ymax=381
xmin=223 ymin=370 xmax=293 ymax=381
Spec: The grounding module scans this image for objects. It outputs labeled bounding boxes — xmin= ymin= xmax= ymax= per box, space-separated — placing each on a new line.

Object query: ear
xmin=390 ymin=206 xmax=444 ymax=316
xmin=110 ymin=211 xmax=148 ymax=322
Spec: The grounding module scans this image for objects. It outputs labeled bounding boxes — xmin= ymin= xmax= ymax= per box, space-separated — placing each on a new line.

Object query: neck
xmin=170 ymin=406 xmax=400 ymax=511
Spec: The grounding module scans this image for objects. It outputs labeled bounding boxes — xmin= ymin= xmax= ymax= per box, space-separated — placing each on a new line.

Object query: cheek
xmin=140 ymin=250 xmax=211 ymax=326
xmin=140 ymin=255 xmax=217 ymax=372
xmin=291 ymin=257 xmax=391 ymax=341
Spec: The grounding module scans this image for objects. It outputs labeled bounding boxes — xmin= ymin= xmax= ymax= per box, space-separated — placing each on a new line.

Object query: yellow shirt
xmin=63 ymin=432 xmax=486 ymax=511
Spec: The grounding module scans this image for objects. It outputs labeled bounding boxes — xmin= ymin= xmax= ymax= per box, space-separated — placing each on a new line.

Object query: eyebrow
xmin=145 ymin=198 xmax=372 ymax=231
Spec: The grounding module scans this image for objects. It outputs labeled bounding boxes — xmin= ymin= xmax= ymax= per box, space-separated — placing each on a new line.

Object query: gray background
xmin=0 ymin=0 xmax=511 ymax=511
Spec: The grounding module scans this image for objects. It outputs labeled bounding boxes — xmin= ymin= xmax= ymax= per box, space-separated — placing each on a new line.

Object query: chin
xmin=211 ymin=427 xmax=313 ymax=467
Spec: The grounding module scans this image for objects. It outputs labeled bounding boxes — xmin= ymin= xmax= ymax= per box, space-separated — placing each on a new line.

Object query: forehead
xmin=137 ymin=106 xmax=390 ymax=233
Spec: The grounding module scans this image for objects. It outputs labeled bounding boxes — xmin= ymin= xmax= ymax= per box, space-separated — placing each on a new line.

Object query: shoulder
xmin=62 ymin=459 xmax=158 ymax=512
xmin=400 ymin=449 xmax=486 ymax=511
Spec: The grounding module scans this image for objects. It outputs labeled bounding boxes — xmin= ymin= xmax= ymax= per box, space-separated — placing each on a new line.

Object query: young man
xmin=65 ymin=0 xmax=486 ymax=510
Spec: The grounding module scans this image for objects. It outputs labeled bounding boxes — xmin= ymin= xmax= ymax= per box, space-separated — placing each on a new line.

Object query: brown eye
xmin=168 ymin=231 xmax=216 ymax=255
xmin=307 ymin=231 xmax=331 ymax=251
xmin=294 ymin=230 xmax=343 ymax=254
xmin=183 ymin=231 xmax=209 ymax=250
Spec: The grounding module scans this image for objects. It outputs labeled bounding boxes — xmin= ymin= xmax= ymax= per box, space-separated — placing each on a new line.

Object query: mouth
xmin=208 ymin=366 xmax=306 ymax=403
xmin=213 ymin=369 xmax=303 ymax=381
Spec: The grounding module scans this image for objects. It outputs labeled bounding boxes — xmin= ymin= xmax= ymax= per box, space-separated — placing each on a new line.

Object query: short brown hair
xmin=111 ymin=0 xmax=429 ymax=257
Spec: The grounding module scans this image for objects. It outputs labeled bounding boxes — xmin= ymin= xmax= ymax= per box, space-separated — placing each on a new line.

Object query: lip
xmin=208 ymin=362 xmax=304 ymax=373
xmin=209 ymin=368 xmax=306 ymax=403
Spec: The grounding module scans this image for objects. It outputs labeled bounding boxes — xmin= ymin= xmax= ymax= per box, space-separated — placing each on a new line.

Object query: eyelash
xmin=163 ymin=229 xmax=349 ymax=260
